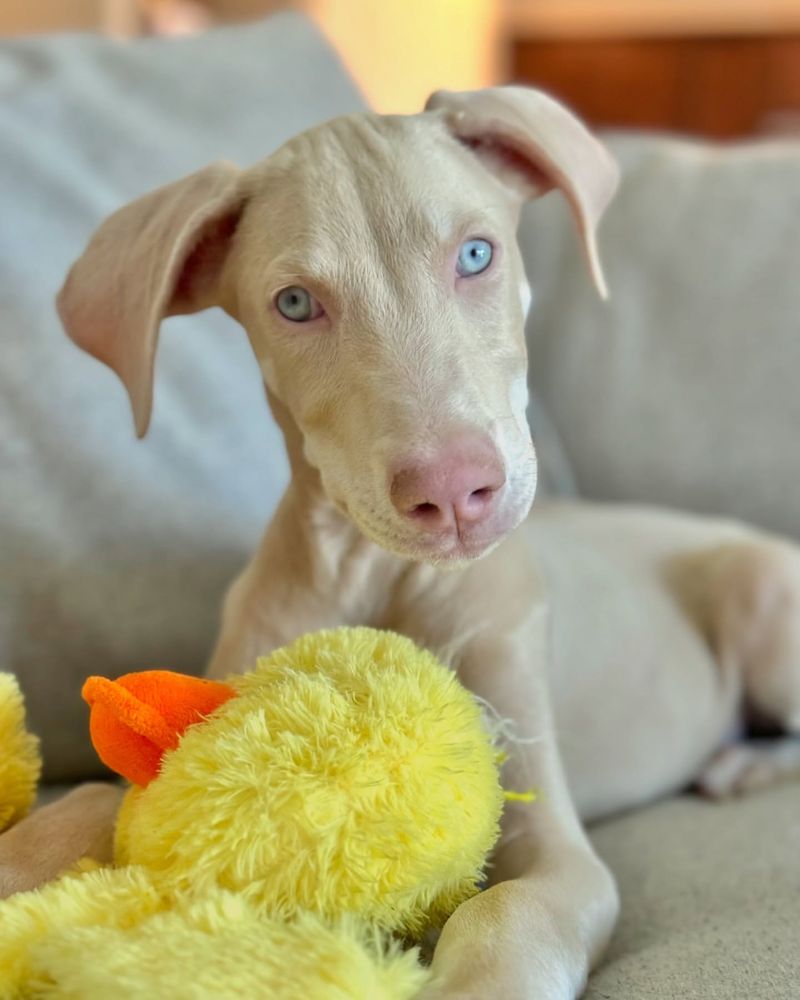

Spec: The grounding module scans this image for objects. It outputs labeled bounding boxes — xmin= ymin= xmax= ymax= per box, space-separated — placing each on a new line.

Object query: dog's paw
xmin=696 ymin=739 xmax=800 ymax=799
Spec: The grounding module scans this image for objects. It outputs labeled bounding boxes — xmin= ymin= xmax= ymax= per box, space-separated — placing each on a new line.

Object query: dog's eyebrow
xmin=444 ymin=212 xmax=501 ymax=242
xmin=266 ymin=252 xmax=338 ymax=289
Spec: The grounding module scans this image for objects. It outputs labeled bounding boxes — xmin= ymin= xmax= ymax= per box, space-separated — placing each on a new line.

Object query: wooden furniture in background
xmin=505 ymin=1 xmax=800 ymax=138
xmin=511 ymin=35 xmax=800 ymax=139
xmin=0 ymin=0 xmax=138 ymax=35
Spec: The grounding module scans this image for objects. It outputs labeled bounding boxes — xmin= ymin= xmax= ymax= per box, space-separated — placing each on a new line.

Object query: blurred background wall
xmin=1 ymin=0 xmax=799 ymax=137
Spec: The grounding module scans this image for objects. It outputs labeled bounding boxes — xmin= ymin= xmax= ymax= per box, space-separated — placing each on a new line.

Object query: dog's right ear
xmin=57 ymin=162 xmax=245 ymax=437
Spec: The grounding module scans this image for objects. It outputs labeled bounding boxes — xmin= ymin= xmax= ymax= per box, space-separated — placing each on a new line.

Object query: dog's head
xmin=58 ymin=87 xmax=617 ymax=565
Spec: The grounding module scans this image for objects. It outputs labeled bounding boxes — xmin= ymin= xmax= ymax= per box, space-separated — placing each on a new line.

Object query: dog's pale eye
xmin=456 ymin=239 xmax=493 ymax=277
xmin=275 ymin=286 xmax=324 ymax=323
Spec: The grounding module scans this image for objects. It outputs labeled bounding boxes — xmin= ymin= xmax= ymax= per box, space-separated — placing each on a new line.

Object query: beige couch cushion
xmin=588 ymin=783 xmax=799 ymax=999
xmin=520 ymin=134 xmax=800 ymax=541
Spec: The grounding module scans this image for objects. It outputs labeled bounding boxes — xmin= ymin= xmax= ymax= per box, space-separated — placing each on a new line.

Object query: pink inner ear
xmin=458 ymin=135 xmax=553 ymax=198
xmin=170 ymin=210 xmax=243 ymax=316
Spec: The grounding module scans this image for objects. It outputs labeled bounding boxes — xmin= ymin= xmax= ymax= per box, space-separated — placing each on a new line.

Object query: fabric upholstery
xmin=588 ymin=782 xmax=799 ymax=999
xmin=520 ymin=133 xmax=800 ymax=541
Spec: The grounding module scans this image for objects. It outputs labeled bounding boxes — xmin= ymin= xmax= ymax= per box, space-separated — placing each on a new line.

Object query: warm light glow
xmin=306 ymin=0 xmax=503 ymax=113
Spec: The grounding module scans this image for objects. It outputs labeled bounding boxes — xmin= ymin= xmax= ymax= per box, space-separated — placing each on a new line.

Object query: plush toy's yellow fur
xmin=0 ymin=673 xmax=41 ymax=832
xmin=0 ymin=629 xmax=504 ymax=997
xmin=0 ymin=866 xmax=164 ymax=998
xmin=0 ymin=868 xmax=428 ymax=1000
xmin=117 ymin=628 xmax=504 ymax=934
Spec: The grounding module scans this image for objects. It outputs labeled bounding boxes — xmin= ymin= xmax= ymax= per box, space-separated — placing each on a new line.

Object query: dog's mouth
xmin=367 ymin=528 xmax=505 ymax=567
xmin=406 ymin=516 xmax=516 ymax=563
xmin=412 ymin=536 xmax=504 ymax=567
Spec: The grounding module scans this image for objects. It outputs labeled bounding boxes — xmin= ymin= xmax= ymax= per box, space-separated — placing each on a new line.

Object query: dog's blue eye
xmin=275 ymin=286 xmax=323 ymax=322
xmin=456 ymin=239 xmax=493 ymax=277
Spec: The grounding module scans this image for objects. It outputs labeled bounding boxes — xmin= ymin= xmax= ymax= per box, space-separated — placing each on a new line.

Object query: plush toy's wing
xmin=0 ymin=673 xmax=41 ymax=831
xmin=82 ymin=671 xmax=236 ymax=786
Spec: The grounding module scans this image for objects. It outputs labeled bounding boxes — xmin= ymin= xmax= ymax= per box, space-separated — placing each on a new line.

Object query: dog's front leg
xmin=427 ymin=626 xmax=619 ymax=999
xmin=0 ymin=783 xmax=124 ymax=900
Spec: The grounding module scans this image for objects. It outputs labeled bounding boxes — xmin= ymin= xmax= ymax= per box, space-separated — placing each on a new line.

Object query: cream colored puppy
xmin=6 ymin=88 xmax=800 ymax=997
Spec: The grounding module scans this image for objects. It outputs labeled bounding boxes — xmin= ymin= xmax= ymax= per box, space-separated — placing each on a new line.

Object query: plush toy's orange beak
xmin=82 ymin=671 xmax=236 ymax=786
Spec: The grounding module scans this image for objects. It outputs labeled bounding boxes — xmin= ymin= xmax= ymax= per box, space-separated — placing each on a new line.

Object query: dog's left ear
xmin=426 ymin=87 xmax=619 ymax=298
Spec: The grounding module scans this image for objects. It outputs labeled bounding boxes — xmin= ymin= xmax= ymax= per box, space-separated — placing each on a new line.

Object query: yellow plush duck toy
xmin=0 ymin=628 xmax=509 ymax=999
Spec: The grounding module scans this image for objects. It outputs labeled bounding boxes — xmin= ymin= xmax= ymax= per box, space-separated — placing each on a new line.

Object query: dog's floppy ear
xmin=426 ymin=87 xmax=619 ymax=298
xmin=57 ymin=161 xmax=245 ymax=437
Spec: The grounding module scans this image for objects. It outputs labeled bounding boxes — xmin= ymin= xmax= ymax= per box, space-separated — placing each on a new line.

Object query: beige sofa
xmin=1 ymin=14 xmax=797 ymax=997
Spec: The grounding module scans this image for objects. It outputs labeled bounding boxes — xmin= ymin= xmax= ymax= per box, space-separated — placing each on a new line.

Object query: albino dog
xmin=5 ymin=87 xmax=800 ymax=998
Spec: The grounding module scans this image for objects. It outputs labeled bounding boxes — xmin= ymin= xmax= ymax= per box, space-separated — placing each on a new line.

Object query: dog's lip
xmin=405 ymin=521 xmax=511 ymax=562
xmin=433 ymin=538 xmax=499 ymax=563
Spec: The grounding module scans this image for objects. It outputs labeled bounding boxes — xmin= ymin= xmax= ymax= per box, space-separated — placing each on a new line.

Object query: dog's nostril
xmin=411 ymin=502 xmax=440 ymax=517
xmin=466 ymin=486 xmax=499 ymax=509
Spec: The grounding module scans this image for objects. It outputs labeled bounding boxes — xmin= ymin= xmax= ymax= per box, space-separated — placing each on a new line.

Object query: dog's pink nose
xmin=390 ymin=433 xmax=505 ymax=532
